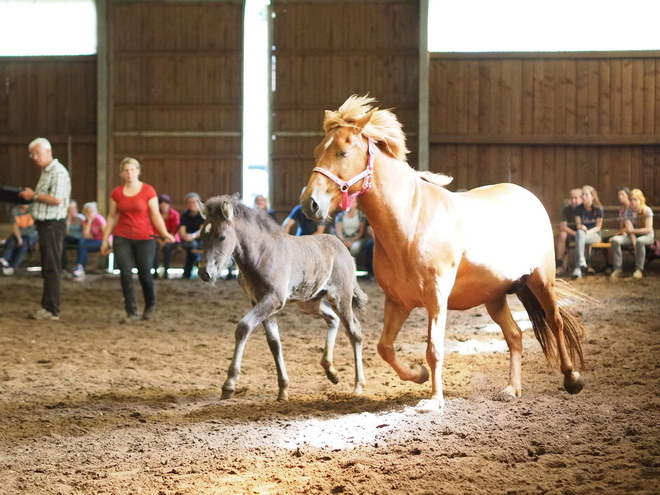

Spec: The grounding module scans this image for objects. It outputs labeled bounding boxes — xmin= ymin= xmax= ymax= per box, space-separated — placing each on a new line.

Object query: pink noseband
xmin=312 ymin=136 xmax=375 ymax=211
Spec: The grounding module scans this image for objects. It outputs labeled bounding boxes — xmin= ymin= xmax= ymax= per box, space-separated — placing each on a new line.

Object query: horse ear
xmin=221 ymin=201 xmax=234 ymax=221
xmin=197 ymin=199 xmax=208 ymax=220
xmin=355 ymin=107 xmax=378 ymax=130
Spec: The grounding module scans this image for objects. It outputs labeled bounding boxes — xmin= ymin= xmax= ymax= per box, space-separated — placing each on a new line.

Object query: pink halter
xmin=312 ymin=137 xmax=375 ymax=211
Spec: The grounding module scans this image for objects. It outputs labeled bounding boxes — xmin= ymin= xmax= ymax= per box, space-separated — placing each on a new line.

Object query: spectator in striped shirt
xmin=18 ymin=137 xmax=71 ymax=321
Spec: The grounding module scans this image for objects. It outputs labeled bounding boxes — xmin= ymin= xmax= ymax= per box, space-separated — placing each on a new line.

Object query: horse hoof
xmin=564 ymin=372 xmax=585 ymax=395
xmin=325 ymin=369 xmax=339 ymax=384
xmin=353 ymin=382 xmax=365 ymax=395
xmin=277 ymin=390 xmax=289 ymax=401
xmin=502 ymin=385 xmax=521 ymax=398
xmin=414 ymin=398 xmax=444 ymax=413
xmin=221 ymin=389 xmax=235 ymax=400
xmin=410 ymin=363 xmax=429 ymax=384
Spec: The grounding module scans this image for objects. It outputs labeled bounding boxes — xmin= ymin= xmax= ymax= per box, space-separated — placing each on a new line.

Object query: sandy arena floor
xmin=0 ymin=261 xmax=659 ymax=494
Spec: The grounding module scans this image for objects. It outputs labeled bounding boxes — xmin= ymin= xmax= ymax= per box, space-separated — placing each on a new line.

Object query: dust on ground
xmin=1 ymin=262 xmax=659 ymax=494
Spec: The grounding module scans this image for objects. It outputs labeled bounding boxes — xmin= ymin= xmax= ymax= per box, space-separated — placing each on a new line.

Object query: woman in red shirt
xmin=101 ymin=158 xmax=175 ymax=321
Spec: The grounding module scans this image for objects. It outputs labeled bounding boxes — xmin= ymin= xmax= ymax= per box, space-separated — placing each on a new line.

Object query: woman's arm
xmin=101 ymin=199 xmax=118 ymax=255
xmin=587 ymin=217 xmax=603 ymax=235
xmin=148 ymin=196 xmax=175 ymax=242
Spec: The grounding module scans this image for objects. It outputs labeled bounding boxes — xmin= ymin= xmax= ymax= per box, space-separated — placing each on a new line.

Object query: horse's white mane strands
xmin=324 ymin=95 xmax=409 ymax=161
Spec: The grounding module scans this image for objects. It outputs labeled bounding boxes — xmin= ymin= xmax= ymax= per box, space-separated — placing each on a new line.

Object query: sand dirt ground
xmin=0 ymin=260 xmax=659 ymax=494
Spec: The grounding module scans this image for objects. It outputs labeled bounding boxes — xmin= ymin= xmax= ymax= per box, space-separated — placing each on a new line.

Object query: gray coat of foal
xmin=197 ymin=195 xmax=367 ymax=401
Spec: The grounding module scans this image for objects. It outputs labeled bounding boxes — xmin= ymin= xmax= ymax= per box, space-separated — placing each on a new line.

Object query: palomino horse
xmin=300 ymin=95 xmax=585 ymax=412
xmin=197 ymin=195 xmax=367 ymax=401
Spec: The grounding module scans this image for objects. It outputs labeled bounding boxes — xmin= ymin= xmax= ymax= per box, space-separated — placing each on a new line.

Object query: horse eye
xmin=219 ymin=235 xmax=226 ymax=241
xmin=337 ymin=150 xmax=348 ymax=158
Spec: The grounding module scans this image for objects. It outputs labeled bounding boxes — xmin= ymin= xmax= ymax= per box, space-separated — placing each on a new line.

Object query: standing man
xmin=18 ymin=138 xmax=71 ymax=320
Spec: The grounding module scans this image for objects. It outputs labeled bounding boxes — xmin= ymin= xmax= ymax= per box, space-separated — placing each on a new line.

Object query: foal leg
xmin=527 ymin=271 xmax=584 ymax=394
xmin=297 ymin=299 xmax=341 ymax=385
xmin=262 ymin=316 xmax=290 ymax=401
xmin=485 ymin=295 xmax=523 ymax=397
xmin=222 ymin=297 xmax=282 ymax=400
xmin=328 ymin=297 xmax=366 ymax=395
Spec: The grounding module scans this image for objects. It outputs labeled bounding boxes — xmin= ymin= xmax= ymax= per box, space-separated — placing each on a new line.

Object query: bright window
xmin=429 ymin=0 xmax=660 ymax=52
xmin=0 ymin=0 xmax=96 ymax=56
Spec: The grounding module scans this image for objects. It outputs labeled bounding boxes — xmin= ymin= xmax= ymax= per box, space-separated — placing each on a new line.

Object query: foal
xmin=197 ymin=195 xmax=367 ymax=401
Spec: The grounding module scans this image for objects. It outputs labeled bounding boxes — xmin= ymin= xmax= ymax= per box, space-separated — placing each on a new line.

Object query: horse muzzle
xmin=300 ymin=191 xmax=331 ymax=222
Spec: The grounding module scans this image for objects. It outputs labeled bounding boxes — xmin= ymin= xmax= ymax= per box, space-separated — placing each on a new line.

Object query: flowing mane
xmin=323 ymin=95 xmax=452 ymax=188
xmin=323 ymin=95 xmax=409 ymax=161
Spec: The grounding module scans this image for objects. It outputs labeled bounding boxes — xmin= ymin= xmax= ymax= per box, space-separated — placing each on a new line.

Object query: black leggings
xmin=113 ymin=236 xmax=157 ymax=316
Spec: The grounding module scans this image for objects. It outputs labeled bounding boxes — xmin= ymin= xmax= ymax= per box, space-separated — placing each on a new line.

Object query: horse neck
xmin=231 ymin=215 xmax=269 ymax=266
xmin=357 ymin=154 xmax=420 ymax=242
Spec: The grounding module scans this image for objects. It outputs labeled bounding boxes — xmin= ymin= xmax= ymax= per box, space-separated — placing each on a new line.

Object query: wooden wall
xmin=108 ymin=1 xmax=244 ymax=213
xmin=271 ymin=0 xmax=420 ymax=215
xmin=429 ymin=52 xmax=660 ymax=226
xmin=0 ymin=56 xmax=97 ymax=223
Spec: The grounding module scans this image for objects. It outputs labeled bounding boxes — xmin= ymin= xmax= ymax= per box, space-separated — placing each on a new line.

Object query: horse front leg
xmin=222 ymin=298 xmax=280 ymax=400
xmin=485 ymin=295 xmax=523 ymax=397
xmin=377 ymin=297 xmax=426 ymax=384
xmin=417 ymin=296 xmax=449 ymax=412
xmin=262 ymin=316 xmax=289 ymax=401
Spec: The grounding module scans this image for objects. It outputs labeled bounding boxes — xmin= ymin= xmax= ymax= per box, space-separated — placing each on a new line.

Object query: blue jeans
xmin=2 ymin=233 xmax=37 ymax=268
xmin=113 ymin=236 xmax=157 ymax=316
xmin=181 ymin=240 xmax=203 ymax=279
xmin=77 ymin=238 xmax=103 ymax=268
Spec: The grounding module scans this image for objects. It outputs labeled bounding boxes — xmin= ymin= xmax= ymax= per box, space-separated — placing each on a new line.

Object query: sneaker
xmin=30 ymin=308 xmax=60 ymax=321
xmin=0 ymin=258 xmax=9 ymax=268
xmin=578 ymin=257 xmax=587 ymax=269
xmin=571 ymin=267 xmax=582 ymax=279
xmin=120 ymin=314 xmax=140 ymax=324
xmin=142 ymin=306 xmax=154 ymax=321
xmin=632 ymin=270 xmax=643 ymax=280
xmin=72 ymin=265 xmax=85 ymax=278
xmin=609 ymin=269 xmax=623 ymax=280
xmin=2 ymin=266 xmax=14 ymax=276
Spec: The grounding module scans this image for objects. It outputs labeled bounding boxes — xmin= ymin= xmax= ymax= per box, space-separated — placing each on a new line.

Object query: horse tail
xmin=352 ymin=283 xmax=368 ymax=313
xmin=516 ymin=280 xmax=586 ymax=370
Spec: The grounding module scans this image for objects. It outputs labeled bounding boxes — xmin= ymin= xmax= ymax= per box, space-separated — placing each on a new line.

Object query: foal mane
xmin=206 ymin=194 xmax=282 ymax=234
xmin=324 ymin=95 xmax=453 ymax=188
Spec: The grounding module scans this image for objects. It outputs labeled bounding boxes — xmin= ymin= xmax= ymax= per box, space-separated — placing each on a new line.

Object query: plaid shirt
xmin=32 ymin=159 xmax=71 ymax=221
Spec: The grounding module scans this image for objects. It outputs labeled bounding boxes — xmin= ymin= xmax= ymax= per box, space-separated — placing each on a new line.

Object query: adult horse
xmin=300 ymin=95 xmax=585 ymax=412
xmin=197 ymin=195 xmax=366 ymax=401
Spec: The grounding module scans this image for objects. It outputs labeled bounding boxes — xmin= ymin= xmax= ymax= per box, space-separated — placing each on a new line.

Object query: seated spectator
xmin=70 ymin=202 xmax=107 ymax=280
xmin=1 ymin=203 xmax=37 ymax=275
xmin=610 ymin=188 xmax=654 ymax=280
xmin=335 ymin=205 xmax=367 ymax=257
xmin=613 ymin=186 xmax=631 ymax=236
xmin=152 ymin=194 xmax=180 ymax=279
xmin=178 ymin=192 xmax=204 ymax=279
xmin=61 ymin=200 xmax=85 ymax=273
xmin=254 ymin=194 xmax=278 ymax=223
xmin=555 ymin=188 xmax=582 ymax=275
xmin=363 ymin=224 xmax=375 ymax=280
xmin=572 ymin=185 xmax=604 ymax=279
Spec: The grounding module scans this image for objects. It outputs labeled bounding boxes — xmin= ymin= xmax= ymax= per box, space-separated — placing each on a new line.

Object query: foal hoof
xmin=221 ymin=387 xmax=235 ymax=400
xmin=410 ymin=363 xmax=429 ymax=384
xmin=564 ymin=371 xmax=585 ymax=395
xmin=325 ymin=369 xmax=340 ymax=385
xmin=277 ymin=389 xmax=289 ymax=401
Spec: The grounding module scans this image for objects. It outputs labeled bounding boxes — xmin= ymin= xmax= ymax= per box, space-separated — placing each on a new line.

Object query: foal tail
xmin=516 ymin=280 xmax=586 ymax=370
xmin=352 ymin=283 xmax=368 ymax=313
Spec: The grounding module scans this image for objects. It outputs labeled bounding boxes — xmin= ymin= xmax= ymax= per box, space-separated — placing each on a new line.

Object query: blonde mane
xmin=323 ymin=95 xmax=409 ymax=161
xmin=323 ymin=95 xmax=453 ymax=188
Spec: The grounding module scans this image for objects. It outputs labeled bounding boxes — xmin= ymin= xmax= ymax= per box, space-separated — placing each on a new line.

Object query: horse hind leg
xmin=262 ymin=316 xmax=290 ymax=401
xmin=485 ymin=295 xmax=523 ymax=398
xmin=297 ymin=299 xmax=341 ymax=385
xmin=524 ymin=273 xmax=585 ymax=395
xmin=328 ymin=296 xmax=366 ymax=395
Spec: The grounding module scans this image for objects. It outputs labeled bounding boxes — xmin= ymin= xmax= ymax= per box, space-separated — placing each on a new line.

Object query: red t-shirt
xmin=111 ymin=183 xmax=157 ymax=240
